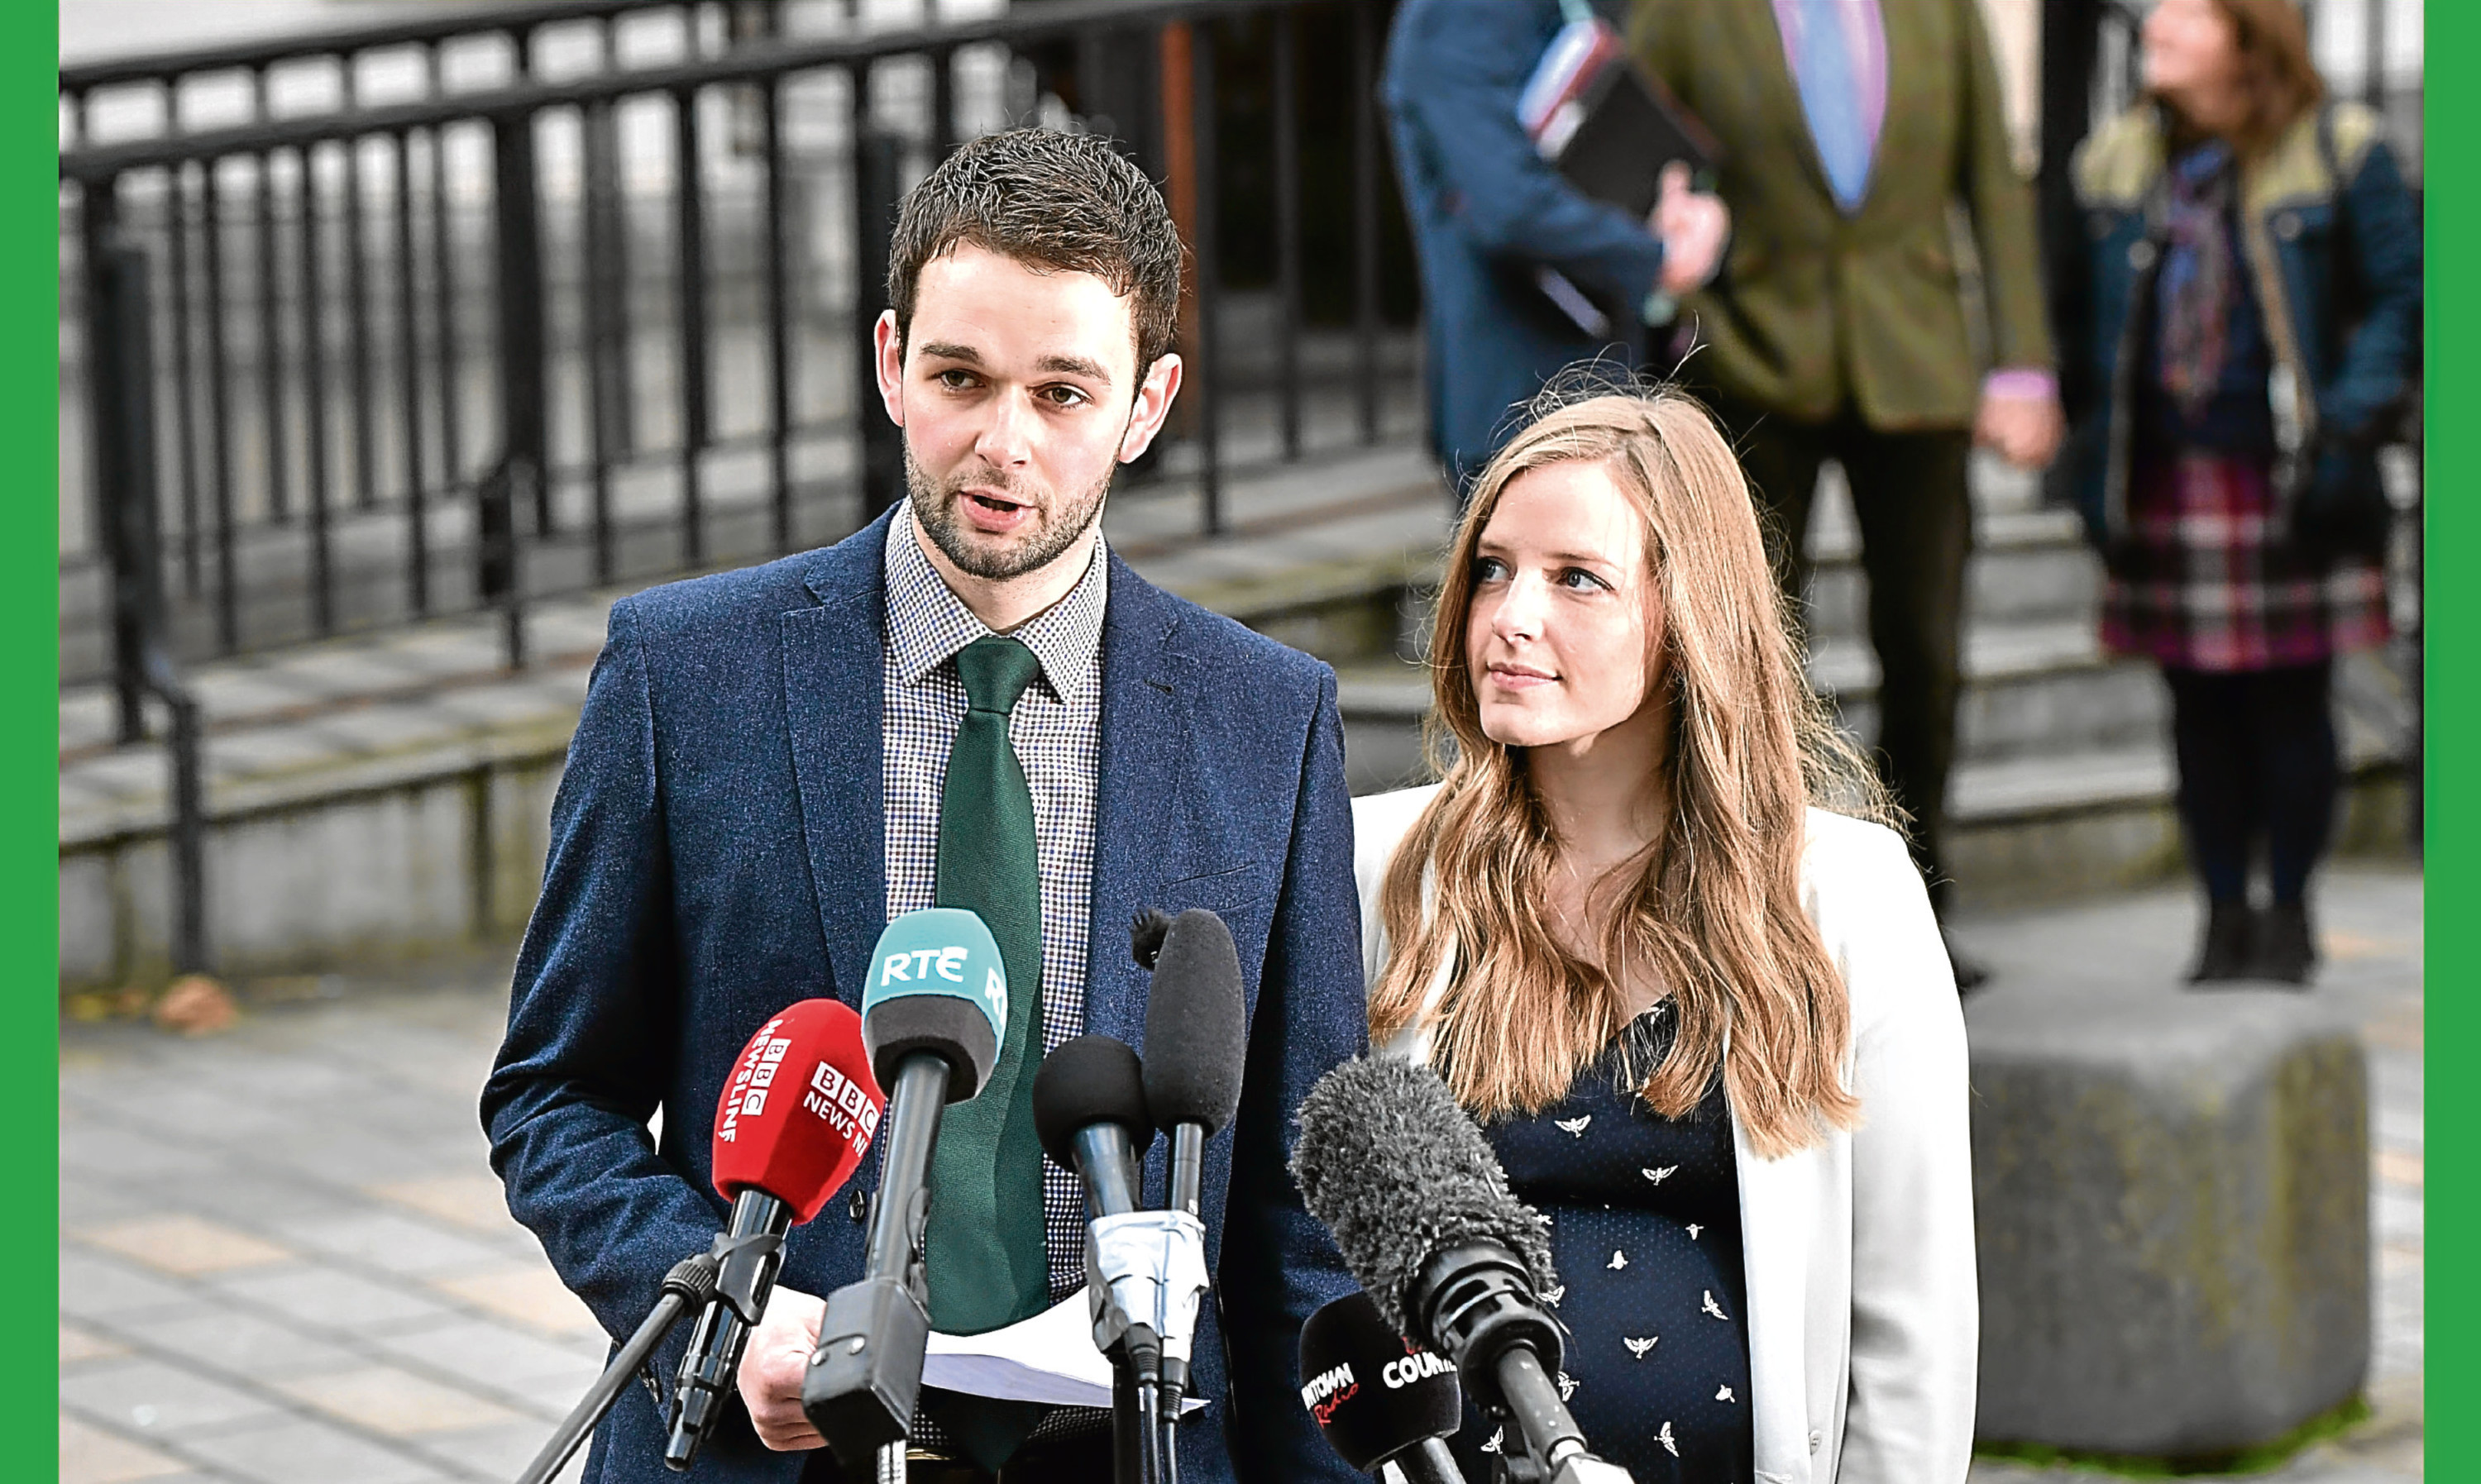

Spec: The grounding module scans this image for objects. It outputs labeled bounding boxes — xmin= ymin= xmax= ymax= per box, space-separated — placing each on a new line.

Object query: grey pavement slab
xmin=60 ymin=1358 xmax=284 ymax=1436
xmin=172 ymin=1415 xmax=457 ymax=1484
xmin=274 ymin=1210 xmax=519 ymax=1279
xmin=141 ymin=1305 xmax=364 ymax=1384
xmin=214 ymin=1261 xmax=457 ymax=1330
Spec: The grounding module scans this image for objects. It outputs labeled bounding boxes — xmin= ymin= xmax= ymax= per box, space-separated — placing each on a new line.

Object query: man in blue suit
xmin=481 ymin=129 xmax=1368 ymax=1484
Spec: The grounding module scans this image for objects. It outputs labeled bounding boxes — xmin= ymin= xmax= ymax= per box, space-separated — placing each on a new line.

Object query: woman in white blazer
xmin=1352 ymin=386 xmax=1975 ymax=1484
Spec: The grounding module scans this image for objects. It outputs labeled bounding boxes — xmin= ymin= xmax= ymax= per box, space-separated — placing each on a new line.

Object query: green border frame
xmin=2427 ymin=0 xmax=2462 ymax=1469
xmin=20 ymin=2 xmax=2453 ymax=1478
xmin=22 ymin=0 xmax=60 ymax=1464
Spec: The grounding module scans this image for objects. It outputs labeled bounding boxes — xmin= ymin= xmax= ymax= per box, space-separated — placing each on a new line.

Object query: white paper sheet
xmin=924 ymin=1295 xmax=1207 ymax=1414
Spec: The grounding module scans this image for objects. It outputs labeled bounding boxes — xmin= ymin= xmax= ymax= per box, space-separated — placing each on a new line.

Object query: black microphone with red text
xmin=662 ymin=998 xmax=887 ymax=1471
xmin=1299 ymin=1291 xmax=1466 ymax=1484
xmin=1292 ymin=1057 xmax=1633 ymax=1484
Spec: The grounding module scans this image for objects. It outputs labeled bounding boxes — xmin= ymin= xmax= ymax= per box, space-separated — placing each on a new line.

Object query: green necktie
xmin=922 ymin=636 xmax=1051 ymax=1468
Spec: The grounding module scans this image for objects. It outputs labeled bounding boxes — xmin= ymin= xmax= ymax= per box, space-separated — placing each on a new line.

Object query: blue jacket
xmin=480 ymin=511 xmax=1370 ymax=1484
xmin=2049 ymin=102 xmax=2421 ymax=549
xmin=1384 ymin=0 xmax=1667 ymax=494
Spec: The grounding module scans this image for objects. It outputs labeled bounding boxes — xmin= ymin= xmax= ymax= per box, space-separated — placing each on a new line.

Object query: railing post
xmin=853 ymin=112 xmax=904 ymax=524
xmin=83 ymin=180 xmax=149 ymax=745
xmin=1352 ymin=0 xmax=1380 ymax=446
xmin=488 ymin=108 xmax=542 ymax=671
xmin=88 ymin=200 xmax=212 ymax=977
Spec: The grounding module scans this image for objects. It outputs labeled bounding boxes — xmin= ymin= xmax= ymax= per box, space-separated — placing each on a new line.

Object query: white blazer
xmin=1350 ymin=785 xmax=1976 ymax=1484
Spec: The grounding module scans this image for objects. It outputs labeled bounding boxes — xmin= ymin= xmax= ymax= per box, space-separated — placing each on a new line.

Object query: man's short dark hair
xmin=887 ymin=127 xmax=1185 ymax=376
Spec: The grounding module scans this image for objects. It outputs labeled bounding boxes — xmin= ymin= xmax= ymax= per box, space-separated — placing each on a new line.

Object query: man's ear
xmin=872 ymin=310 xmax=906 ymax=427
xmin=1117 ymin=353 xmax=1185 ymax=464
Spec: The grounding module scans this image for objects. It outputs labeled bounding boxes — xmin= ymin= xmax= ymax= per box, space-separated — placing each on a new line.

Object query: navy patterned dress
xmin=1444 ymin=1003 xmax=1753 ymax=1484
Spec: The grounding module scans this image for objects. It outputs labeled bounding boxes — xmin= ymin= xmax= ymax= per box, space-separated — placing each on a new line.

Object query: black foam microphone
xmin=1140 ymin=908 xmax=1247 ymax=1436
xmin=1033 ymin=1034 xmax=1154 ymax=1219
xmin=1034 ymin=1034 xmax=1167 ymax=1480
xmin=1292 ymin=1057 xmax=1631 ymax=1484
xmin=1298 ymin=1291 xmax=1465 ymax=1484
xmin=1143 ymin=909 xmax=1245 ymax=1219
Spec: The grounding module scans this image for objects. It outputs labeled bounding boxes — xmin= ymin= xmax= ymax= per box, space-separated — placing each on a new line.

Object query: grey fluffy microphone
xmin=1292 ymin=1057 xmax=1632 ymax=1484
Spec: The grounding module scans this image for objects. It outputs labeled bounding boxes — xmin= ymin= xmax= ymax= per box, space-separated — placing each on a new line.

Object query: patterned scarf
xmin=2156 ymin=141 xmax=2236 ymax=420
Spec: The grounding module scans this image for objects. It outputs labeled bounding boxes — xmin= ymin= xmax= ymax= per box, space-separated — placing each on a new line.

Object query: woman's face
xmin=2142 ymin=0 xmax=2241 ymax=104
xmin=1465 ymin=459 xmax=1662 ymax=752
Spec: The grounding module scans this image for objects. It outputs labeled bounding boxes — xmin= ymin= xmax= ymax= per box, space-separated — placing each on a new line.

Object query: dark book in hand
xmin=1517 ymin=14 xmax=1723 ymax=335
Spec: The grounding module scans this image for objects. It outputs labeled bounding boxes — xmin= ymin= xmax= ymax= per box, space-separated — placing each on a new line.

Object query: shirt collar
xmin=882 ymin=508 xmax=1110 ymax=699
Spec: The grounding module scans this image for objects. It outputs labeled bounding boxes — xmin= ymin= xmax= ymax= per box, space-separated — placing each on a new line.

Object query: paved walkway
xmin=60 ymin=865 xmax=2419 ymax=1483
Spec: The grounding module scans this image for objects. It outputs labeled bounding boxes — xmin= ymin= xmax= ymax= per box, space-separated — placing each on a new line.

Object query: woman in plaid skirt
xmin=2049 ymin=0 xmax=2420 ymax=983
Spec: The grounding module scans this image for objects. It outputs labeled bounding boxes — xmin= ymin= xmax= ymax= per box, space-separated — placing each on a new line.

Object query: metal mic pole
xmin=1112 ymin=1352 xmax=1142 ymax=1484
xmin=1399 ymin=1436 xmax=1465 ymax=1484
xmin=514 ymin=1253 xmax=719 ymax=1484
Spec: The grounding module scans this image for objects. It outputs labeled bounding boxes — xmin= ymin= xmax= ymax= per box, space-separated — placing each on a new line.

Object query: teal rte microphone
xmin=807 ymin=906 xmax=1012 ymax=1467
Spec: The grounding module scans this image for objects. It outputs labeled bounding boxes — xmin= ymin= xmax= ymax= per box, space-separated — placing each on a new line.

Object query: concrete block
xmin=1970 ymin=993 xmax=2369 ymax=1458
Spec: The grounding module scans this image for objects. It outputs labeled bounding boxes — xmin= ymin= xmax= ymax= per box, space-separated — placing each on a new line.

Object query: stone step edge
xmin=1334 ymin=633 xmax=2139 ymax=715
xmin=61 ymin=714 xmax=581 ymax=854
xmin=58 ymin=704 xmax=2406 ymax=854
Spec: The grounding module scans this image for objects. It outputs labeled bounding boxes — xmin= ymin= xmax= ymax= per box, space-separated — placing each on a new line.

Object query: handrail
xmin=58 ymin=0 xmax=659 ymax=93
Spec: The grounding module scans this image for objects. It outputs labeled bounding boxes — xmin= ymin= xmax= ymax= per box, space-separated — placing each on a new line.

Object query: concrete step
xmin=1814 ymin=620 xmax=2164 ymax=763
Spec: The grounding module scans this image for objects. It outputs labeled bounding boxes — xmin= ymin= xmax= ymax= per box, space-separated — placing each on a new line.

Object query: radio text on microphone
xmin=1383 ymin=1348 xmax=1456 ymax=1389
xmin=1301 ymin=1360 xmax=1357 ymax=1422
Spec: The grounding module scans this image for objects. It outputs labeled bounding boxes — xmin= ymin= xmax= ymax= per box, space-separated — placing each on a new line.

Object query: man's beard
xmin=904 ymin=445 xmax=1113 ymax=582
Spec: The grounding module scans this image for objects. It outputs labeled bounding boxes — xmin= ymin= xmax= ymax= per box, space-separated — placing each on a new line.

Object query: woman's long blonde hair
xmin=1369 ymin=384 xmax=1891 ymax=1158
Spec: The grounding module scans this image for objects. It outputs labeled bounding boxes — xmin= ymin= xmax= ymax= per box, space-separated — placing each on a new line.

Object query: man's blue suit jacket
xmin=480 ymin=510 xmax=1370 ymax=1483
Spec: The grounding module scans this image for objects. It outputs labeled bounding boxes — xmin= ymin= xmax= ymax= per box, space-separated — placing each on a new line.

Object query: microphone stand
xmin=805 ymin=1052 xmax=950 ymax=1466
xmin=515 ymin=1253 xmax=719 ymax=1484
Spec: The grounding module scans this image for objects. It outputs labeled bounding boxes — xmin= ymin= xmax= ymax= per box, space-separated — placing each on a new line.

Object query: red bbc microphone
xmin=665 ymin=999 xmax=885 ymax=1472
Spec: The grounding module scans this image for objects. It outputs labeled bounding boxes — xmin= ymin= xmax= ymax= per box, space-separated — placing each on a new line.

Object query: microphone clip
xmin=1084 ymin=1209 xmax=1210 ymax=1367
xmin=709 ymin=1224 xmax=789 ymax=1324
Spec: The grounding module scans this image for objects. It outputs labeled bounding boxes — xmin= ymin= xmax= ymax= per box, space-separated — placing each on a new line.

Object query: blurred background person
xmin=1629 ymin=0 xmax=2062 ymax=990
xmin=2049 ymin=0 xmax=2420 ymax=985
xmin=1383 ymin=0 xmax=1728 ymax=502
xmin=1355 ymin=385 xmax=1975 ymax=1484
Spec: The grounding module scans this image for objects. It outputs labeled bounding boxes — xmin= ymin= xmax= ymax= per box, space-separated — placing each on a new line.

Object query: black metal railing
xmin=60 ymin=0 xmax=1421 ymax=691
xmin=62 ymin=0 xmax=1423 ymax=977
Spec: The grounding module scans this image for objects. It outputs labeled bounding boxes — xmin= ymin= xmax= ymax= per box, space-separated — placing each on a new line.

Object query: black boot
xmin=2186 ymin=902 xmax=2256 ymax=984
xmin=2254 ymin=902 xmax=2317 ymax=985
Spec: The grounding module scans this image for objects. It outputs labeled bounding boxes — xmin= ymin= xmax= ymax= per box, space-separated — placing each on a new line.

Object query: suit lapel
xmin=1862 ymin=0 xmax=1931 ymax=227
xmin=1081 ymin=556 xmax=1188 ymax=1047
xmin=782 ymin=512 xmax=896 ymax=1005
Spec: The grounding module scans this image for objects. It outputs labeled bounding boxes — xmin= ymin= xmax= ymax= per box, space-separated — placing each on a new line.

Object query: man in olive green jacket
xmin=1631 ymin=0 xmax=2060 ymax=985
